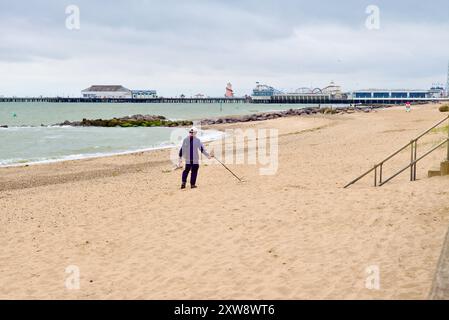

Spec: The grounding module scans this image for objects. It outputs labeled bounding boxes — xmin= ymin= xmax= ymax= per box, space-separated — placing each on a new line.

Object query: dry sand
xmin=1 ymin=104 xmax=449 ymax=299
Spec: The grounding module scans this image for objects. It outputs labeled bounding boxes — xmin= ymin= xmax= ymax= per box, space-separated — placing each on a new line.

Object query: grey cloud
xmin=0 ymin=0 xmax=448 ymax=96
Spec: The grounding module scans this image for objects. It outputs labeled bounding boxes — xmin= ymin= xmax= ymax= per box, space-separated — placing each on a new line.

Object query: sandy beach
xmin=1 ymin=103 xmax=449 ymax=299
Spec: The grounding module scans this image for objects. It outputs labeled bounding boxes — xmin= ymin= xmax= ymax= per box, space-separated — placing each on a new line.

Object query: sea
xmin=0 ymin=102 xmax=330 ymax=166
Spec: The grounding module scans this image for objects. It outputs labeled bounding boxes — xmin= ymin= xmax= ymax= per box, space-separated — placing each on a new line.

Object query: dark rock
xmin=55 ymin=114 xmax=175 ymax=128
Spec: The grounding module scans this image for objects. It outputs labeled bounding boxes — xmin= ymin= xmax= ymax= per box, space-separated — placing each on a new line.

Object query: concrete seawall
xmin=430 ymin=227 xmax=449 ymax=300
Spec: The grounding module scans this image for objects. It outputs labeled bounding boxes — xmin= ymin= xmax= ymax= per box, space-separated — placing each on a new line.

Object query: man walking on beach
xmin=178 ymin=127 xmax=212 ymax=189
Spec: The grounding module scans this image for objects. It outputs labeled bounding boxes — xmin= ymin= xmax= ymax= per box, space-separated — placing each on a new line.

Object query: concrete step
xmin=428 ymin=169 xmax=441 ymax=178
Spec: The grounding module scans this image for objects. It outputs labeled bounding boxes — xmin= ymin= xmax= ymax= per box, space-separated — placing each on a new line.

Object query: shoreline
xmin=0 ymin=104 xmax=424 ymax=170
xmin=0 ymin=104 xmax=386 ymax=129
xmin=0 ymin=144 xmax=176 ymax=169
xmin=0 ymin=105 xmax=389 ymax=168
xmin=0 ymin=128 xmax=225 ymax=169
xmin=52 ymin=105 xmax=387 ymax=128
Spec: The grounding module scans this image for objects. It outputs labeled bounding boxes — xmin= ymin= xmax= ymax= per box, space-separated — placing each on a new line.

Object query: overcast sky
xmin=1 ymin=0 xmax=449 ymax=97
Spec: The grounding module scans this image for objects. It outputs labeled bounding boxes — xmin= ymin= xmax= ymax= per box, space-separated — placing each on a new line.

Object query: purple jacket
xmin=179 ymin=136 xmax=209 ymax=164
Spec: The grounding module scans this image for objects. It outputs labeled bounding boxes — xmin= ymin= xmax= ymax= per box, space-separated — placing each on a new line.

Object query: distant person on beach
xmin=405 ymin=102 xmax=411 ymax=112
xmin=178 ymin=127 xmax=212 ymax=189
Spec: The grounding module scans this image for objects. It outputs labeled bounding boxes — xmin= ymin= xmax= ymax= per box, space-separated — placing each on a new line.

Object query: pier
xmin=0 ymin=96 xmax=447 ymax=105
xmin=251 ymin=95 xmax=448 ymax=105
xmin=0 ymin=97 xmax=249 ymax=104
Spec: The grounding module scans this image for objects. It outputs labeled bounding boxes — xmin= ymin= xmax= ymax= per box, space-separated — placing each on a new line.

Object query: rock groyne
xmin=54 ymin=106 xmax=387 ymax=128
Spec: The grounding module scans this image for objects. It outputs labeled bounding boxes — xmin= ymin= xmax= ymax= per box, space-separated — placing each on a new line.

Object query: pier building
xmin=82 ymin=85 xmax=132 ymax=99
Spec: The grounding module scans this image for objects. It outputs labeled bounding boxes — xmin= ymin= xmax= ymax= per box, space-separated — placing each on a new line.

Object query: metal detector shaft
xmin=213 ymin=157 xmax=243 ymax=182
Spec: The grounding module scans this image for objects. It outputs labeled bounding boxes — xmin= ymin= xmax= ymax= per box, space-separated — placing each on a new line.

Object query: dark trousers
xmin=182 ymin=164 xmax=199 ymax=185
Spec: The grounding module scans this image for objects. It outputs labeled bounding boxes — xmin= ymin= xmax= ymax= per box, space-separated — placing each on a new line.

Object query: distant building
xmin=351 ymin=89 xmax=430 ymax=99
xmin=82 ymin=85 xmax=132 ymax=99
xmin=225 ymin=83 xmax=234 ymax=97
xmin=429 ymin=84 xmax=446 ymax=99
xmin=131 ymin=90 xmax=157 ymax=99
xmin=321 ymin=81 xmax=343 ymax=98
xmin=252 ymin=83 xmax=283 ymax=100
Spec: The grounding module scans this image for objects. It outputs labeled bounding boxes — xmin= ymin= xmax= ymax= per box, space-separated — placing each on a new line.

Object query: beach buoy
xmin=12 ymin=113 xmax=17 ymax=118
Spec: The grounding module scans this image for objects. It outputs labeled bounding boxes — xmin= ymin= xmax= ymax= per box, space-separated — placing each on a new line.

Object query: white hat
xmin=189 ymin=126 xmax=198 ymax=133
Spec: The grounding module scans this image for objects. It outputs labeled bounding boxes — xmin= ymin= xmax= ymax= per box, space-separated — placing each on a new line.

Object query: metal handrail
xmin=379 ymin=138 xmax=449 ymax=186
xmin=415 ymin=116 xmax=449 ymax=140
xmin=344 ymin=115 xmax=449 ymax=188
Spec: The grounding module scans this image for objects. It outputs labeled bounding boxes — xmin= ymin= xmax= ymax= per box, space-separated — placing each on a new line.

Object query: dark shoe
xmin=181 ymin=183 xmax=186 ymax=189
xmin=191 ymin=185 xmax=197 ymax=189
